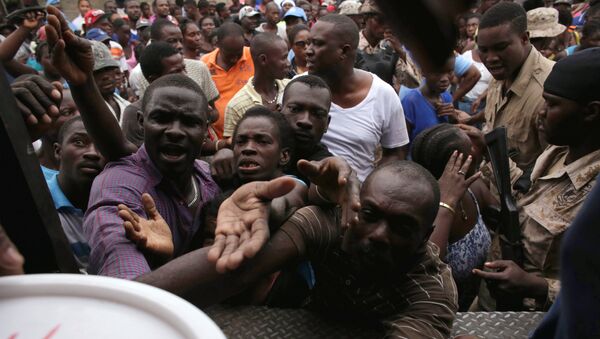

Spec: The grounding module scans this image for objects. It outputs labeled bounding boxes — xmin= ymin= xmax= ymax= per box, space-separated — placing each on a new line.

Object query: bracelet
xmin=439 ymin=202 xmax=456 ymax=215
xmin=214 ymin=140 xmax=221 ymax=153
xmin=315 ymin=185 xmax=333 ymax=203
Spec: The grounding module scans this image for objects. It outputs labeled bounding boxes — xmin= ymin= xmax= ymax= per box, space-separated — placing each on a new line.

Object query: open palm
xmin=118 ymin=193 xmax=174 ymax=260
xmin=208 ymin=177 xmax=296 ymax=273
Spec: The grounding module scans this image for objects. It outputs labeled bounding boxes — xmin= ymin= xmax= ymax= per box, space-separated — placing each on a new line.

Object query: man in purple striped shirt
xmin=46 ymin=7 xmax=221 ymax=280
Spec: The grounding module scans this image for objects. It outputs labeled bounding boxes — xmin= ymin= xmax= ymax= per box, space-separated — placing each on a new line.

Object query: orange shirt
xmin=201 ymin=47 xmax=254 ymax=139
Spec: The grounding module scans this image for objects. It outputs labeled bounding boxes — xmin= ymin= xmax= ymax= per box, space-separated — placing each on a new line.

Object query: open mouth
xmin=238 ymin=159 xmax=261 ymax=172
xmin=159 ymin=144 xmax=187 ymax=162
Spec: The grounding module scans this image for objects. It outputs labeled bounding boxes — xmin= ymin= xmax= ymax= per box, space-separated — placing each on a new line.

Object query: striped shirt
xmin=281 ymin=206 xmax=458 ymax=338
xmin=84 ymin=146 xmax=220 ymax=279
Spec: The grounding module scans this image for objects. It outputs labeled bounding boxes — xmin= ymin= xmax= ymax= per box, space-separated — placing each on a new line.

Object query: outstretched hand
xmin=118 ymin=193 xmax=174 ymax=261
xmin=297 ymin=157 xmax=361 ymax=229
xmin=208 ymin=177 xmax=296 ymax=273
xmin=45 ymin=5 xmax=94 ymax=86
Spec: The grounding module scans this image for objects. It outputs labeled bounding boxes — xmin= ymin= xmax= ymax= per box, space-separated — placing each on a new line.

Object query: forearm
xmin=137 ymin=230 xmax=300 ymax=306
xmin=269 ymin=184 xmax=307 ymax=227
xmin=70 ymin=76 xmax=138 ymax=161
xmin=3 ymin=59 xmax=37 ymax=77
xmin=0 ymin=27 xmax=32 ymax=62
xmin=430 ymin=208 xmax=454 ymax=258
xmin=469 ymin=110 xmax=486 ymax=124
xmin=452 ymin=68 xmax=480 ymax=102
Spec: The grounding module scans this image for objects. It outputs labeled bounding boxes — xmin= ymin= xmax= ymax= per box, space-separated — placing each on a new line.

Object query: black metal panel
xmin=0 ymin=66 xmax=79 ymax=273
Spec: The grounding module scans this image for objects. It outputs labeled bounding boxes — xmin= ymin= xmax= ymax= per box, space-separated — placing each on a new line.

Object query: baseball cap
xmin=84 ymin=9 xmax=106 ymax=26
xmin=554 ymin=0 xmax=573 ymax=5
xmin=86 ymin=28 xmax=111 ymax=42
xmin=283 ymin=6 xmax=307 ymax=21
xmin=238 ymin=6 xmax=260 ymax=20
xmin=90 ymin=40 xmax=120 ymax=72
xmin=136 ymin=18 xmax=151 ymax=30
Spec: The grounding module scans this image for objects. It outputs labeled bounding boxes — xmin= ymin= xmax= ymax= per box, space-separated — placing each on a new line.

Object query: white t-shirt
xmin=461 ymin=50 xmax=492 ymax=102
xmin=321 ymin=72 xmax=409 ymax=181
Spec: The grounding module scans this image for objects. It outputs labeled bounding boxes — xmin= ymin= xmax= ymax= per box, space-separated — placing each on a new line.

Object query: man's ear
xmin=340 ymin=43 xmax=352 ymax=61
xmin=279 ymin=147 xmax=291 ymax=167
xmin=54 ymin=142 xmax=62 ymax=162
xmin=584 ymin=101 xmax=600 ymax=123
xmin=324 ymin=115 xmax=331 ymax=133
xmin=260 ymin=53 xmax=268 ymax=65
xmin=521 ymin=31 xmax=530 ymax=46
xmin=136 ymin=110 xmax=144 ymax=126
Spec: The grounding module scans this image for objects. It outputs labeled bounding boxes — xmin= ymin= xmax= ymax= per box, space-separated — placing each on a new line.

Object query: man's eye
xmin=360 ymin=209 xmax=377 ymax=222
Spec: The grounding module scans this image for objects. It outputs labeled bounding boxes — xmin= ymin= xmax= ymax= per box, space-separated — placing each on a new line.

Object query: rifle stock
xmin=484 ymin=127 xmax=524 ymax=311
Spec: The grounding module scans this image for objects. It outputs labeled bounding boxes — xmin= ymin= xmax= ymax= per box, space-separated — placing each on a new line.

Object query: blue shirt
xmin=402 ymin=88 xmax=452 ymax=142
xmin=41 ymin=165 xmax=59 ymax=181
xmin=454 ymin=54 xmax=473 ymax=77
xmin=46 ymin=173 xmax=90 ymax=272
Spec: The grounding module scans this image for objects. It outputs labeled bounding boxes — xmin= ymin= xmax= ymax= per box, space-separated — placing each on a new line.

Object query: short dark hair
xmin=150 ymin=18 xmax=177 ymax=41
xmin=142 ymin=74 xmax=208 ymax=117
xmin=287 ymin=23 xmax=309 ymax=44
xmin=479 ymin=2 xmax=527 ymax=35
xmin=216 ymin=22 xmax=244 ymax=41
xmin=232 ymin=106 xmax=296 ymax=161
xmin=463 ymin=12 xmax=481 ymax=22
xmin=140 ymin=41 xmax=180 ymax=79
xmin=317 ymin=14 xmax=360 ymax=50
xmin=179 ymin=17 xmax=198 ymax=35
xmin=558 ymin=8 xmax=573 ymax=27
xmin=283 ymin=75 xmax=331 ymax=103
xmin=250 ymin=33 xmax=285 ymax=61
xmin=216 ymin=2 xmax=226 ymax=12
xmin=522 ymin=0 xmax=544 ymax=12
xmin=200 ymin=15 xmax=216 ymax=26
xmin=583 ymin=19 xmax=600 ymax=38
xmin=57 ymin=115 xmax=84 ymax=145
xmin=367 ymin=160 xmax=441 ymax=228
xmin=411 ymin=123 xmax=470 ymax=180
xmin=113 ymin=18 xmax=128 ymax=30
xmin=197 ymin=0 xmax=209 ymax=9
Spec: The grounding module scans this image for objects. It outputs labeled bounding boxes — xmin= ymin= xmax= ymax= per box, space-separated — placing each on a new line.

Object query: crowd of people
xmin=1 ymin=0 xmax=600 ymax=337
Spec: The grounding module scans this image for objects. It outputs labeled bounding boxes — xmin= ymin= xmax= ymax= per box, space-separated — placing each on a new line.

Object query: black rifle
xmin=484 ymin=127 xmax=524 ymax=311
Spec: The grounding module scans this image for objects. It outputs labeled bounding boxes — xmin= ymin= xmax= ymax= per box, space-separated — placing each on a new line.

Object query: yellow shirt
xmin=223 ymin=77 xmax=290 ymax=138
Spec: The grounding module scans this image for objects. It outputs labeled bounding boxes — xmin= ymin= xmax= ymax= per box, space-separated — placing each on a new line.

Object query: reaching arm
xmin=431 ymin=151 xmax=480 ymax=258
xmin=452 ymin=64 xmax=481 ymax=103
xmin=45 ymin=6 xmax=137 ymax=162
